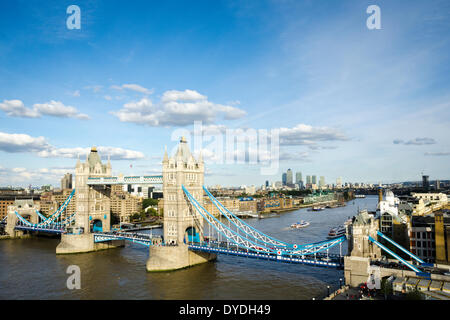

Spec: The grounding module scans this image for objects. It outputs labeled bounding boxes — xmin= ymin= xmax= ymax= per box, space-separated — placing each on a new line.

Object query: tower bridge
xmin=5 ymin=138 xmax=347 ymax=272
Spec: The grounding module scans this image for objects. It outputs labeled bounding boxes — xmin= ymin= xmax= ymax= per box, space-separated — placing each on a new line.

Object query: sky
xmin=0 ymin=0 xmax=449 ymax=187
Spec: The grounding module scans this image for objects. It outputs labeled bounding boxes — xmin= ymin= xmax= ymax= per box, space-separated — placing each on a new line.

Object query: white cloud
xmin=162 ymin=89 xmax=206 ymax=102
xmin=393 ymin=137 xmax=436 ymax=145
xmin=84 ymin=85 xmax=103 ymax=93
xmin=0 ymin=99 xmax=89 ymax=120
xmin=33 ymin=100 xmax=90 ymax=120
xmin=111 ymin=89 xmax=247 ymax=127
xmin=111 ymin=83 xmax=153 ymax=95
xmin=0 ymin=132 xmax=50 ymax=153
xmin=72 ymin=90 xmax=80 ymax=97
xmin=38 ymin=146 xmax=145 ymax=160
xmin=0 ymin=99 xmax=40 ymax=118
xmin=0 ymin=131 xmax=145 ymax=160
xmin=278 ymin=124 xmax=348 ymax=146
xmin=424 ymin=152 xmax=450 ymax=156
xmin=0 ymin=166 xmax=76 ymax=185
xmin=279 ymin=151 xmax=311 ymax=162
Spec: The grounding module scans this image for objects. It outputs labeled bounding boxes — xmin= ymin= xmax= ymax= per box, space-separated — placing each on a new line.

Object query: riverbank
xmin=259 ymin=198 xmax=353 ymax=215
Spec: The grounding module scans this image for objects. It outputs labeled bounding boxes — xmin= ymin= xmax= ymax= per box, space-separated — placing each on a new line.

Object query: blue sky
xmin=0 ymin=0 xmax=449 ymax=187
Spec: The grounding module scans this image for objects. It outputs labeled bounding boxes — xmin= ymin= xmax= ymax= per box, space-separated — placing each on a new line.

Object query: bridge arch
xmin=91 ymin=219 xmax=103 ymax=233
xmin=184 ymin=226 xmax=200 ymax=244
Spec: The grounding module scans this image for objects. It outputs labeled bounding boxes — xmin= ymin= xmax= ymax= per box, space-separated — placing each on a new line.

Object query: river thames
xmin=0 ymin=196 xmax=378 ymax=299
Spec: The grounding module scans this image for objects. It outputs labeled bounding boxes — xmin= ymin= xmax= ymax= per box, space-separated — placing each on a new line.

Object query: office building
xmin=295 ymin=172 xmax=302 ymax=184
xmin=319 ymin=176 xmax=325 ymax=188
xmin=61 ymin=173 xmax=72 ymax=190
xmin=306 ymin=175 xmax=312 ymax=185
xmin=422 ymin=175 xmax=429 ymax=191
xmin=286 ymin=169 xmax=293 ymax=186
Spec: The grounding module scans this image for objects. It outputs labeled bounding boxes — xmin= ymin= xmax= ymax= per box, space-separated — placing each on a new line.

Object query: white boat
xmin=355 ymin=195 xmax=366 ymax=198
xmin=290 ymin=220 xmax=310 ymax=229
xmin=344 ymin=217 xmax=352 ymax=226
xmin=327 ymin=225 xmax=346 ymax=238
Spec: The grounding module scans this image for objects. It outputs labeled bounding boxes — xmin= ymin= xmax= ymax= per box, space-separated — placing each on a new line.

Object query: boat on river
xmin=290 ymin=220 xmax=310 ymax=229
xmin=327 ymin=225 xmax=346 ymax=238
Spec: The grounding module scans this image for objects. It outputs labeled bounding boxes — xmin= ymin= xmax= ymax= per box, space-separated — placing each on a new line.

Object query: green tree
xmin=143 ymin=198 xmax=158 ymax=208
xmin=380 ymin=278 xmax=393 ymax=300
xmin=146 ymin=208 xmax=158 ymax=216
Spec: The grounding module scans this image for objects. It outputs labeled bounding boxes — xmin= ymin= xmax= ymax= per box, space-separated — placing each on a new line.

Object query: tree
xmin=143 ymin=198 xmax=158 ymax=208
xmin=380 ymin=278 xmax=393 ymax=300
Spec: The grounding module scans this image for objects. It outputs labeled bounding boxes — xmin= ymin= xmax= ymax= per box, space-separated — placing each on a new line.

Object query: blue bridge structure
xmin=11 ymin=185 xmax=346 ymax=269
xmin=12 ymin=189 xmax=76 ymax=234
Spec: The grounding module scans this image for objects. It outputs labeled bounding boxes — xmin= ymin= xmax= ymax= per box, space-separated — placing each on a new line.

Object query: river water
xmin=0 ymin=196 xmax=378 ymax=300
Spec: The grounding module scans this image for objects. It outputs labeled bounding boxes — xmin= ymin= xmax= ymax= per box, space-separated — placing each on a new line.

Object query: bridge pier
xmin=146 ymin=244 xmax=216 ymax=272
xmin=56 ymin=233 xmax=125 ymax=254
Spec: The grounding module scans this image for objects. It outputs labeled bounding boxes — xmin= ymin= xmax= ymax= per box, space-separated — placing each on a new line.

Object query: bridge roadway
xmin=190 ymin=240 xmax=344 ymax=269
xmin=93 ymin=231 xmax=161 ymax=247
xmin=15 ymin=224 xmax=65 ymax=234
xmin=93 ymin=231 xmax=343 ymax=268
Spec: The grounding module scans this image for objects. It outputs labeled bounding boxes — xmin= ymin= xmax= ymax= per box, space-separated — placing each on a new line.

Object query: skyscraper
xmin=282 ymin=173 xmax=287 ymax=186
xmin=312 ymin=175 xmax=317 ymax=185
xmin=336 ymin=177 xmax=342 ymax=187
xmin=422 ymin=175 xmax=429 ymax=191
xmin=286 ymin=169 xmax=293 ymax=185
xmin=306 ymin=175 xmax=312 ymax=185
xmin=319 ymin=176 xmax=325 ymax=188
xmin=295 ymin=172 xmax=302 ymax=184
xmin=61 ymin=173 xmax=72 ymax=190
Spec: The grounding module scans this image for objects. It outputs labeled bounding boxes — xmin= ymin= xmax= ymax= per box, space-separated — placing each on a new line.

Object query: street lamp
xmin=327 ymin=285 xmax=330 ymax=296
xmin=339 ymin=278 xmax=343 ymax=288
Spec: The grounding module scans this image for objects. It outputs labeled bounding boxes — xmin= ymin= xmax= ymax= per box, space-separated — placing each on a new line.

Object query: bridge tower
xmin=73 ymin=147 xmax=112 ymax=233
xmin=162 ymin=136 xmax=204 ymax=245
xmin=147 ymin=137 xmax=216 ymax=271
xmin=344 ymin=210 xmax=381 ymax=287
xmin=57 ymin=147 xmax=124 ymax=254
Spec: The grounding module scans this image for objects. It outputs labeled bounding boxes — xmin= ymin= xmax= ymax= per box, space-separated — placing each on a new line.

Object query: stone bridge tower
xmin=74 ymin=147 xmax=112 ymax=233
xmin=162 ymin=136 xmax=204 ymax=245
xmin=57 ymin=147 xmax=124 ymax=254
xmin=344 ymin=210 xmax=382 ymax=287
xmin=147 ymin=137 xmax=216 ymax=271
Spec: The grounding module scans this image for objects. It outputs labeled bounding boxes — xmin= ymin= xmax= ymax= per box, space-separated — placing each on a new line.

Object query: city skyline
xmin=1 ymin=1 xmax=449 ymax=187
